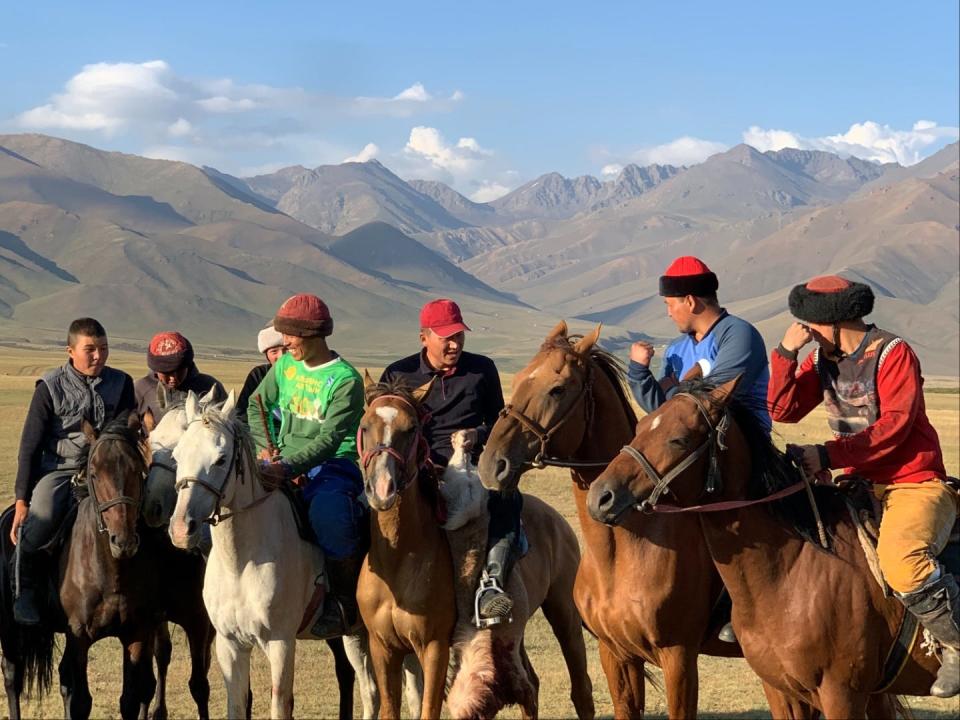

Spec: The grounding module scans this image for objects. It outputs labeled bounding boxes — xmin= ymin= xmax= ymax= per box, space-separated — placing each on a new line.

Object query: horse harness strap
xmin=359 ymin=395 xmax=431 ymax=490
xmin=86 ymin=430 xmax=147 ymax=534
xmin=174 ymin=418 xmax=252 ymax=525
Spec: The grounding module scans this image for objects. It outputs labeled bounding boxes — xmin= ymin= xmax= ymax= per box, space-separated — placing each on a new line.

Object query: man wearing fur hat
xmin=237 ymin=323 xmax=285 ymax=427
xmin=629 ymin=256 xmax=771 ymax=432
xmin=768 ymin=275 xmax=959 ymax=698
xmin=134 ymin=331 xmax=225 ymax=420
xmin=248 ymin=294 xmax=366 ymax=639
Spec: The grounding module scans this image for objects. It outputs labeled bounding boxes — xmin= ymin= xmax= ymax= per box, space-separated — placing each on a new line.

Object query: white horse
xmin=167 ymin=390 xmax=414 ymax=719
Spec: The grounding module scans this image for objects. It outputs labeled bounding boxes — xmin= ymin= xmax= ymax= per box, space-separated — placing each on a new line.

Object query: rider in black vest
xmin=10 ymin=318 xmax=135 ymax=625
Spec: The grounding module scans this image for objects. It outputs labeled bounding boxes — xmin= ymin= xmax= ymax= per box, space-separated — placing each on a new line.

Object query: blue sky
xmin=2 ymin=1 xmax=958 ymax=199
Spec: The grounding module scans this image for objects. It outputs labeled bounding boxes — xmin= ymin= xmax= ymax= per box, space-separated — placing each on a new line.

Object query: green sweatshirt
xmin=247 ymin=352 xmax=363 ymax=474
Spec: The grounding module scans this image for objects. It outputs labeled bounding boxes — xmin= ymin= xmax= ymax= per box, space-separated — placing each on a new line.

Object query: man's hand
xmin=630 ymin=341 xmax=655 ymax=366
xmin=258 ymin=448 xmax=280 ymax=461
xmin=787 ymin=443 xmax=832 ymax=484
xmin=658 ymin=375 xmax=679 ymax=392
xmin=454 ymin=429 xmax=478 ymax=453
xmin=781 ymin=322 xmax=813 ymax=353
xmin=10 ymin=500 xmax=28 ymax=545
xmin=259 ymin=460 xmax=290 ymax=485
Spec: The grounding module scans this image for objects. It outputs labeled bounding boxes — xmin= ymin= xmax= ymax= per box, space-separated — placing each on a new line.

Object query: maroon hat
xmin=273 ymin=294 xmax=333 ymax=337
xmin=659 ymin=256 xmax=719 ymax=298
xmin=789 ymin=275 xmax=874 ymax=324
xmin=147 ymin=331 xmax=194 ymax=374
xmin=420 ymin=298 xmax=470 ymax=337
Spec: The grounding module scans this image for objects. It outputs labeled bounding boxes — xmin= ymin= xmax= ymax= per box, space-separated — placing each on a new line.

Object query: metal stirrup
xmin=474 ymin=574 xmax=513 ymax=628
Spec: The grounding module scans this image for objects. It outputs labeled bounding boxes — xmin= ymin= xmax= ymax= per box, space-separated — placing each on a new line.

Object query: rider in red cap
xmin=134 ymin=331 xmax=225 ymax=420
xmin=381 ymin=299 xmax=515 ymax=625
xmin=769 ymin=275 xmax=959 ymax=698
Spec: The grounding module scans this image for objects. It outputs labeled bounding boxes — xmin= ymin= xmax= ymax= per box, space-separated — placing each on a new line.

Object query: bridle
xmin=86 ymin=430 xmax=148 ymax=535
xmin=618 ymin=392 xmax=730 ymax=513
xmin=358 ymin=394 xmax=431 ymax=491
xmin=498 ymin=355 xmax=611 ymax=469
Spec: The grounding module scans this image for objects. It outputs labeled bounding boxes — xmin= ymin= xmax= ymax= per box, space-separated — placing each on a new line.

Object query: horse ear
xmin=546 ymin=320 xmax=568 ymax=342
xmin=363 ymin=369 xmax=376 ymax=392
xmin=185 ymin=390 xmax=200 ymax=423
xmin=142 ymin=408 xmax=156 ymax=436
xmin=157 ymin=382 xmax=168 ymax=410
xmin=198 ymin=386 xmax=217 ymax=405
xmin=574 ymin=323 xmax=602 ymax=355
xmin=220 ymin=389 xmax=237 ymax=419
xmin=80 ymin=418 xmax=98 ymax=445
xmin=412 ymin=376 xmax=437 ymax=405
xmin=127 ymin=411 xmax=141 ymax=432
xmin=708 ymin=375 xmax=742 ymax=408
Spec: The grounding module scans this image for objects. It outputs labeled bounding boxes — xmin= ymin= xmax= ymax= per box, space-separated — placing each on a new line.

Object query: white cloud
xmin=342 ymin=143 xmax=380 ymax=163
xmin=470 ymin=182 xmax=511 ymax=203
xmin=403 ymin=126 xmax=492 ymax=175
xmin=167 ymin=118 xmax=193 ymax=137
xmin=743 ymin=120 xmax=960 ymax=166
xmin=394 ymin=83 xmax=431 ymax=102
xmin=601 ymin=163 xmax=623 ymax=177
xmin=195 ymin=96 xmax=258 ymax=113
xmin=632 ymin=137 xmax=729 ymax=167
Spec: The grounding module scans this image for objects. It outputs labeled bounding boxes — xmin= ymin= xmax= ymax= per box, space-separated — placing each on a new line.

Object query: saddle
xmin=278 ymin=481 xmax=318 ymax=545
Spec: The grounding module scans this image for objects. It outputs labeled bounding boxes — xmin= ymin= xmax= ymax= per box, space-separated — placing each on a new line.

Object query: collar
xmin=690 ymin=309 xmax=728 ymax=344
xmin=66 ymin=360 xmax=102 ymax=385
xmin=418 ymin=349 xmax=457 ymax=378
xmin=302 ymin=352 xmax=341 ymax=371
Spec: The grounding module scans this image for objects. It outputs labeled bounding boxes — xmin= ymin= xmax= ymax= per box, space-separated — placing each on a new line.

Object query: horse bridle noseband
xmin=358 ymin=395 xmax=431 ymax=491
xmin=499 ymin=359 xmax=609 ymax=469
xmin=86 ymin=431 xmax=148 ymax=535
xmin=174 ymin=418 xmax=248 ymax=525
xmin=618 ymin=392 xmax=730 ymax=513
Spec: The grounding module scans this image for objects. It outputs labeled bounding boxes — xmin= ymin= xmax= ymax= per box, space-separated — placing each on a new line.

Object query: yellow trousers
xmin=875 ymin=480 xmax=959 ymax=593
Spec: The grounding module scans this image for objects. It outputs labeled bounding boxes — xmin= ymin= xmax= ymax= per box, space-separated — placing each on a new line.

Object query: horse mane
xmin=539 ymin=335 xmax=638 ymax=427
xmin=90 ymin=412 xmax=147 ymax=470
xmin=676 ymin=378 xmax=839 ymax=548
xmin=197 ymin=402 xmax=263 ymax=488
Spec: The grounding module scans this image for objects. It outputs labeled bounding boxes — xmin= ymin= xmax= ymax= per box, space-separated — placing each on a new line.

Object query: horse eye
xmin=548 ymin=386 xmax=564 ymax=398
xmin=669 ymin=437 xmax=689 ymax=449
xmin=214 ymin=455 xmax=226 ymax=466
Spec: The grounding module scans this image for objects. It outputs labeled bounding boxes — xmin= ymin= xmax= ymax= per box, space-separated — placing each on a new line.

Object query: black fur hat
xmin=788 ymin=275 xmax=875 ymax=324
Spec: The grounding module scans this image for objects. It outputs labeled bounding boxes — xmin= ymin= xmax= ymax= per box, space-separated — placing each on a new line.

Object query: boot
xmin=898 ymin=572 xmax=960 ymax=698
xmin=311 ymin=554 xmax=364 ymax=640
xmin=11 ymin=540 xmax=41 ymax=626
xmin=718 ymin=622 xmax=738 ymax=643
xmin=475 ymin=535 xmax=520 ymax=627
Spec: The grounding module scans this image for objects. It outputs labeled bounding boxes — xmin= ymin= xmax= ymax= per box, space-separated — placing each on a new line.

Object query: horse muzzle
xmin=109 ymin=532 xmax=140 ymax=559
xmin=367 ymin=472 xmax=398 ymax=512
xmin=478 ymin=450 xmax=520 ymax=492
xmin=169 ymin=514 xmax=202 ymax=550
xmin=587 ymin=477 xmax=635 ymax=526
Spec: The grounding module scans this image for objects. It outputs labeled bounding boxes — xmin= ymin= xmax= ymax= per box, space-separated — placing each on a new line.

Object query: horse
xmin=167 ymin=390 xmax=386 ymax=720
xmin=358 ymin=374 xmax=594 ymax=720
xmin=141 ymin=397 xmax=362 ymax=720
xmin=0 ymin=413 xmax=174 ymax=719
xmin=586 ymin=376 xmax=937 ymax=718
xmin=477 ymin=322 xmax=819 ymax=719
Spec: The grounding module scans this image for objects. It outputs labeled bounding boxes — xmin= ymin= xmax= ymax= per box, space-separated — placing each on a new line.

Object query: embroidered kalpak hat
xmin=659 ymin=256 xmax=719 ymax=298
xmin=788 ymin=275 xmax=875 ymax=324
xmin=147 ymin=331 xmax=194 ymax=373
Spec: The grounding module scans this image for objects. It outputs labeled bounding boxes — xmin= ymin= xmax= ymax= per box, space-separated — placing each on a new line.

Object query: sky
xmin=1 ymin=1 xmax=958 ymax=201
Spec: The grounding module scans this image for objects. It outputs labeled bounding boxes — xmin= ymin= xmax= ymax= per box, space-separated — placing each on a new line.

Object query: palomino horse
xmin=1 ymin=413 xmax=173 ymax=719
xmin=358 ymin=375 xmax=594 ymax=720
xmin=168 ymin=390 xmax=384 ymax=720
xmin=478 ymin=322 xmax=816 ymax=719
xmin=142 ymin=398 xmax=363 ymax=720
xmin=587 ymin=377 xmax=936 ymax=718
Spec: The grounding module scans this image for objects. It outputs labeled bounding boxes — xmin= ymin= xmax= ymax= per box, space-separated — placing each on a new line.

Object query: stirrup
xmin=473 ymin=576 xmax=513 ymax=629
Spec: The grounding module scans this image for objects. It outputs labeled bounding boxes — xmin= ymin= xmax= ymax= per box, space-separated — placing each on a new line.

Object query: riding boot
xmin=718 ymin=622 xmax=737 ymax=643
xmin=11 ymin=542 xmax=41 ymax=626
xmin=476 ymin=490 xmax=523 ymax=626
xmin=897 ymin=572 xmax=960 ymax=698
xmin=311 ymin=554 xmax=364 ymax=640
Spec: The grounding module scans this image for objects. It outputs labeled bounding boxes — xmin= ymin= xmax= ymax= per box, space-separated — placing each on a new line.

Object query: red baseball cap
xmin=419 ymin=298 xmax=471 ymax=337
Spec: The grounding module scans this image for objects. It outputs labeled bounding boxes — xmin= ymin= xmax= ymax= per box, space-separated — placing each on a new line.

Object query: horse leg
xmin=598 ymin=641 xmax=645 ymax=719
xmin=120 ymin=634 xmax=157 ymax=720
xmin=2 ymin=652 xmax=22 ymax=720
xmin=183 ymin=617 xmax=213 ymax=720
xmin=265 ymin=639 xmax=296 ymax=720
xmin=343 ymin=631 xmax=379 ymax=720
xmin=325 ymin=637 xmax=355 ymax=720
xmin=64 ymin=634 xmax=93 ymax=720
xmin=418 ymin=639 xmax=450 ymax=720
xmin=518 ymin=641 xmax=540 ymax=720
xmin=149 ymin=623 xmax=172 ymax=720
xmin=540 ymin=589 xmax=594 ymax=719
xmin=402 ymin=654 xmax=424 ymax=719
xmin=216 ymin=634 xmax=252 ymax=719
xmin=369 ymin=634 xmax=404 ymax=720
xmin=761 ymin=682 xmax=819 ymax=720
xmin=658 ymin=646 xmax=698 ymax=719
xmin=866 ymin=694 xmax=898 ymax=719
xmin=819 ymin=685 xmax=868 ymax=720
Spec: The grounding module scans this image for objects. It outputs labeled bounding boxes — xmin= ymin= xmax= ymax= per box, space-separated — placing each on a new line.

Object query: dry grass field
xmin=0 ymin=346 xmax=956 ymax=718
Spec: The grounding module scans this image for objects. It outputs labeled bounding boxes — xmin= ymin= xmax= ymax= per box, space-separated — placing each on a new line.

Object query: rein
xmin=499 ymin=358 xmax=609 ymax=469
xmin=358 ymin=394 xmax=431 ymax=490
xmin=86 ymin=430 xmax=147 ymax=535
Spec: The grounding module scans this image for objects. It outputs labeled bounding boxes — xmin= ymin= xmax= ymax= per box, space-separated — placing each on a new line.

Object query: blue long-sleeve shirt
xmin=628 ymin=310 xmax=772 ymax=434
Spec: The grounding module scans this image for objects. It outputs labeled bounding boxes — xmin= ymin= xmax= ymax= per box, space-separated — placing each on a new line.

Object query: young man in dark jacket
xmin=10 ymin=318 xmax=136 ymax=624
xmin=237 ymin=323 xmax=285 ymax=428
xmin=134 ymin=331 xmax=225 ymax=420
xmin=381 ymin=299 xmax=516 ymax=625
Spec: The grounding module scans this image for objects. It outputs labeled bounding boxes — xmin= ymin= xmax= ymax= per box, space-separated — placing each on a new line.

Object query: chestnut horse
xmin=478 ymin=322 xmax=817 ymax=718
xmin=587 ymin=377 xmax=936 ymax=718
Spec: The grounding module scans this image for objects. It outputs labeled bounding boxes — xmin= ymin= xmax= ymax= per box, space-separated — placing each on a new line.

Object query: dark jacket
xmin=134 ymin=364 xmax=225 ymax=421
xmin=380 ymin=350 xmax=504 ymax=466
xmin=237 ymin=363 xmax=271 ymax=427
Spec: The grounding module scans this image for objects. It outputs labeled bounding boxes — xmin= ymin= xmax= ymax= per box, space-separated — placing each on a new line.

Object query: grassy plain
xmin=0 ymin=347 xmax=956 ymax=718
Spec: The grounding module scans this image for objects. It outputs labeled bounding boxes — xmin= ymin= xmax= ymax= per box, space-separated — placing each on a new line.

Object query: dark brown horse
xmin=587 ymin=376 xmax=937 ymax=718
xmin=478 ymin=322 xmax=818 ymax=719
xmin=1 ymin=413 xmax=210 ymax=720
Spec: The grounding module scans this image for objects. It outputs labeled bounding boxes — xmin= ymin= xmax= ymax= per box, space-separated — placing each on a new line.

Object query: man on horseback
xmin=628 ymin=256 xmax=771 ymax=434
xmin=237 ymin=323 xmax=285 ymax=426
xmin=135 ymin=331 xmax=225 ymax=420
xmin=380 ymin=299 xmax=514 ymax=625
xmin=768 ymin=275 xmax=960 ymax=698
xmin=9 ymin=317 xmax=136 ymax=625
xmin=247 ymin=294 xmax=367 ymax=639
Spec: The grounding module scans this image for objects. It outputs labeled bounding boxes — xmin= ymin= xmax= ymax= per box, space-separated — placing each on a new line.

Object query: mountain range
xmin=0 ymin=132 xmax=956 ymax=374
